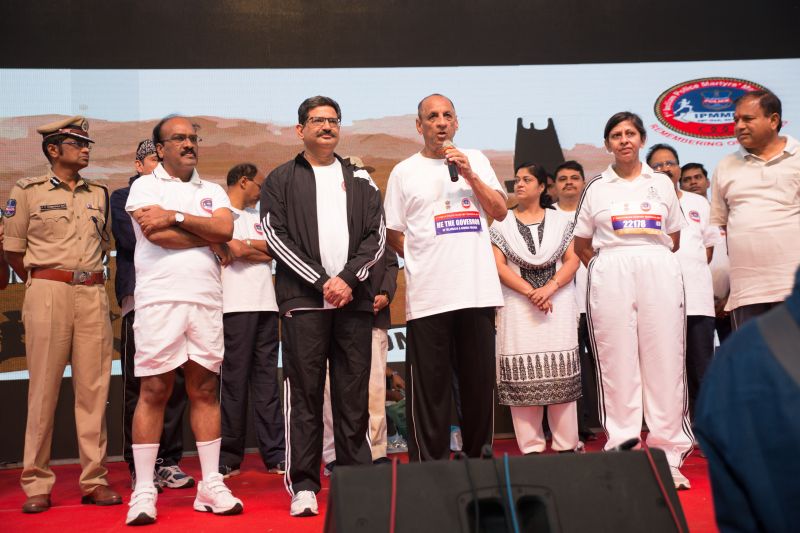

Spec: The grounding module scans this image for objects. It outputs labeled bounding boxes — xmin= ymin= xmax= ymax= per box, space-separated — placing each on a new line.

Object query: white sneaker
xmin=671 ymin=466 xmax=691 ymax=490
xmin=290 ymin=490 xmax=319 ymax=517
xmin=126 ymin=486 xmax=158 ymax=526
xmin=193 ymin=473 xmax=244 ymax=515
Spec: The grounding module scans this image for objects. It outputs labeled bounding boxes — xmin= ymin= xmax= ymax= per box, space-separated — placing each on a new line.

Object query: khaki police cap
xmin=36 ymin=116 xmax=95 ymax=143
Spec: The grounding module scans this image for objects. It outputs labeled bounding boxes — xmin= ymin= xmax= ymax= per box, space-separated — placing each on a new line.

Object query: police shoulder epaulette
xmin=14 ymin=175 xmax=49 ymax=188
xmin=84 ymin=178 xmax=109 ymax=190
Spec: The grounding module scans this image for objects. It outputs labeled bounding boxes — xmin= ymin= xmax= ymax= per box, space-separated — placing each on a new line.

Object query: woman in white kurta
xmin=490 ymin=162 xmax=581 ymax=454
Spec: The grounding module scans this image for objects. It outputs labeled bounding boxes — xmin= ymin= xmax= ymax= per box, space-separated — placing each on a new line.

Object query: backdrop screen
xmin=1 ymin=58 xmax=798 ymax=379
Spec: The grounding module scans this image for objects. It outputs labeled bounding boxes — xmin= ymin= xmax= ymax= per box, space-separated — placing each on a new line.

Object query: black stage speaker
xmin=324 ymin=449 xmax=688 ymax=533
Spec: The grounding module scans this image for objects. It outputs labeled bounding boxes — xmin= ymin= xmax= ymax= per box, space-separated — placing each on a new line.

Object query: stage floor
xmin=0 ymin=437 xmax=718 ymax=532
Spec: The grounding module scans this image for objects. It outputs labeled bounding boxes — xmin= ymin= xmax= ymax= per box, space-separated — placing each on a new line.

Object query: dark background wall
xmin=2 ymin=0 xmax=798 ymax=69
xmin=0 ymin=0 xmax=797 ymax=464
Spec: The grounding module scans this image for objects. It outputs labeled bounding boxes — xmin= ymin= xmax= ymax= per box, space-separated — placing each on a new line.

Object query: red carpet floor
xmin=0 ymin=437 xmax=718 ymax=532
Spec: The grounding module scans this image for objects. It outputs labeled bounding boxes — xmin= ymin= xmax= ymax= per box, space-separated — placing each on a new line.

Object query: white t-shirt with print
xmin=384 ymin=149 xmax=506 ymax=321
xmin=222 ymin=206 xmax=278 ymax=314
xmin=554 ymin=202 xmax=587 ymax=314
xmin=574 ymin=164 xmax=686 ymax=250
xmin=677 ymin=191 xmax=722 ymax=317
xmin=125 ymin=163 xmax=231 ymax=310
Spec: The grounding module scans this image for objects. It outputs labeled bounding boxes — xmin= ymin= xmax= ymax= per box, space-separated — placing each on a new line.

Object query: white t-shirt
xmin=676 ymin=192 xmax=722 ymax=317
xmin=125 ymin=164 xmax=231 ymax=310
xmin=574 ymin=164 xmax=686 ymax=250
xmin=222 ymin=206 xmax=278 ymax=314
xmin=314 ymin=159 xmax=349 ymax=311
xmin=384 ymin=149 xmax=506 ymax=321
xmin=554 ymin=202 xmax=587 ymax=314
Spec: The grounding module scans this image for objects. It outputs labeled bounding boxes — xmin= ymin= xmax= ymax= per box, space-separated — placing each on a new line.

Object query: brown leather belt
xmin=31 ymin=268 xmax=105 ymax=286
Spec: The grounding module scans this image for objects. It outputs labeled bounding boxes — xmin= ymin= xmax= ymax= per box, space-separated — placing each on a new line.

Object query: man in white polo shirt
xmin=710 ymin=90 xmax=800 ymax=329
xmin=553 ymin=160 xmax=596 ymax=442
xmin=218 ymin=163 xmax=285 ymax=479
xmin=648 ymin=144 xmax=722 ymax=417
xmin=261 ymin=96 xmax=385 ymax=517
xmin=124 ymin=115 xmax=242 ymax=526
xmin=384 ymin=94 xmax=507 ymax=461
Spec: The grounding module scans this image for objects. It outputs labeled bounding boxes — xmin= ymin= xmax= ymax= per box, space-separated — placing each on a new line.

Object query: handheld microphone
xmin=442 ymin=140 xmax=459 ymax=182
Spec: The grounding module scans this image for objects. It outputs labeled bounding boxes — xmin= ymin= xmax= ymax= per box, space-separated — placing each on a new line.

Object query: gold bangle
xmin=246 ymin=239 xmax=252 ymax=247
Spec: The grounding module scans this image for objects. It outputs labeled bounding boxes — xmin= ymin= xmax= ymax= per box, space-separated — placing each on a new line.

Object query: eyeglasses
xmin=160 ymin=134 xmax=202 ymax=144
xmin=651 ymin=160 xmax=678 ymax=170
xmin=306 ymin=117 xmax=341 ymax=127
xmin=61 ymin=140 xmax=92 ymax=150
xmin=246 ymin=177 xmax=262 ymax=190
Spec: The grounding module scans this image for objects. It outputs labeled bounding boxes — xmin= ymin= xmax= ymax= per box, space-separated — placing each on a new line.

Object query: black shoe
xmin=218 ymin=464 xmax=241 ymax=479
xmin=373 ymin=457 xmax=391 ymax=465
xmin=267 ymin=461 xmax=286 ymax=474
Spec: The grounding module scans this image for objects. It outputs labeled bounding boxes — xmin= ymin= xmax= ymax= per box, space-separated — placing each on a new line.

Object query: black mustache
xmin=181 ymin=148 xmax=196 ymax=156
xmin=317 ymin=130 xmax=336 ymax=137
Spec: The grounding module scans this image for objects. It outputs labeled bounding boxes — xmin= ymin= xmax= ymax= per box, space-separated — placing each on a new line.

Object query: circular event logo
xmin=654 ymin=77 xmax=768 ymax=139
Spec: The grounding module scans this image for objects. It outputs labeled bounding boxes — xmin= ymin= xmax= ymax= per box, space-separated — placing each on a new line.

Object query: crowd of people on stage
xmin=2 ymin=88 xmax=798 ymax=527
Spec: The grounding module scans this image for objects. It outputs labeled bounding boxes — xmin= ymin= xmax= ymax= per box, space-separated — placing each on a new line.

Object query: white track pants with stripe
xmin=586 ymin=245 xmax=693 ymax=468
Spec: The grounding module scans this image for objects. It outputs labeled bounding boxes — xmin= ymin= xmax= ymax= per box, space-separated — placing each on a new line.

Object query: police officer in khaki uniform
xmin=3 ymin=116 xmax=121 ymax=513
xmin=0 ymin=211 xmax=9 ymax=290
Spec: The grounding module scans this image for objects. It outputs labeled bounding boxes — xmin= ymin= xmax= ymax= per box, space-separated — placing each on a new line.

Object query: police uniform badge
xmin=5 ymin=199 xmax=16 ymax=218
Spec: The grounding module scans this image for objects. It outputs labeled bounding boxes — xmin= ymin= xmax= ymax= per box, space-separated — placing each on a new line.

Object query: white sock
xmin=196 ymin=438 xmax=221 ymax=481
xmin=132 ymin=443 xmax=159 ymax=491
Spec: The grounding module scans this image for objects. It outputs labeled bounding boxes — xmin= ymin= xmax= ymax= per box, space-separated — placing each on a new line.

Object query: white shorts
xmin=133 ymin=302 xmax=224 ymax=377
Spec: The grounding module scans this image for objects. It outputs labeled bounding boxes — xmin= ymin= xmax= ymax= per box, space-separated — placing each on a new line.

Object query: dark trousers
xmin=686 ymin=315 xmax=716 ymax=417
xmin=715 ymin=315 xmax=732 ymax=344
xmin=576 ymin=313 xmax=598 ymax=435
xmin=121 ymin=311 xmax=187 ymax=471
xmin=405 ymin=307 xmax=496 ymax=461
xmin=220 ymin=311 xmax=285 ymax=469
xmin=731 ymin=302 xmax=781 ymax=331
xmin=282 ymin=309 xmax=372 ymax=494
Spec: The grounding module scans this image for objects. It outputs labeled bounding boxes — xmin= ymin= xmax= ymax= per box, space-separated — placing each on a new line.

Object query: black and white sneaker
xmin=156 ymin=460 xmax=195 ymax=489
xmin=126 ymin=486 xmax=158 ymax=526
xmin=290 ymin=490 xmax=318 ymax=517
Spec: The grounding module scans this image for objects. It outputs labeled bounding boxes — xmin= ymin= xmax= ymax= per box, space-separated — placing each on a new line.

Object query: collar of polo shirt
xmin=606 ymin=163 xmax=657 ymax=182
xmin=738 ymin=135 xmax=799 ymax=162
xmin=152 ymin=162 xmax=201 ymax=185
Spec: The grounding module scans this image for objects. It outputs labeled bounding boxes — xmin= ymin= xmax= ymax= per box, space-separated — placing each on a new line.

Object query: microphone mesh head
xmin=442 ymin=140 xmax=455 ymax=150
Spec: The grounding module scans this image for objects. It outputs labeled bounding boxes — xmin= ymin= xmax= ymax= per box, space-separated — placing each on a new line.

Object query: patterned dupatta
xmin=489 ymin=208 xmax=574 ymax=288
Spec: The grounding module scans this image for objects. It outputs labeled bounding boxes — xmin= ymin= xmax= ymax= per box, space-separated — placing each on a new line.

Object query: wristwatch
xmin=174 ymin=211 xmax=185 ymax=225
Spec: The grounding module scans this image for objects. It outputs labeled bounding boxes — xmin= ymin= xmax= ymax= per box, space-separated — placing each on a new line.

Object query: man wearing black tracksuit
xmin=260 ymin=96 xmax=385 ymax=517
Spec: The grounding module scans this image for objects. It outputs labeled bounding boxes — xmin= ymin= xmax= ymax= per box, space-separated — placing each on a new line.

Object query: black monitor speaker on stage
xmin=324 ymin=449 xmax=688 ymax=533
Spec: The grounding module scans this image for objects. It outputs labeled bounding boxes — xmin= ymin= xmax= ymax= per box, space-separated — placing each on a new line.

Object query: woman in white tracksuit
xmin=573 ymin=112 xmax=694 ymax=490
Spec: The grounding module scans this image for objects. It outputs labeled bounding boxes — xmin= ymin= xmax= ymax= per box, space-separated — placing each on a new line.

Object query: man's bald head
xmin=417 ymin=94 xmax=456 ymax=118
